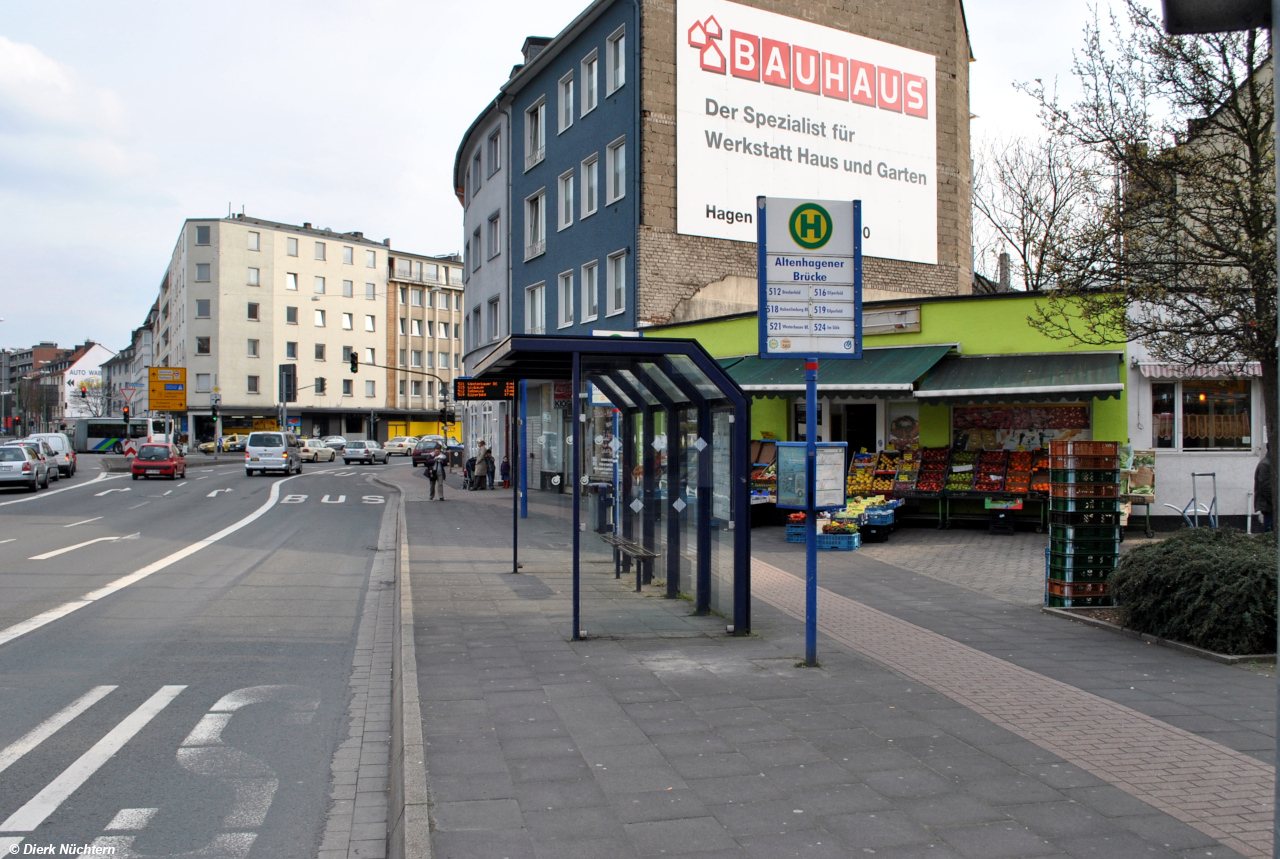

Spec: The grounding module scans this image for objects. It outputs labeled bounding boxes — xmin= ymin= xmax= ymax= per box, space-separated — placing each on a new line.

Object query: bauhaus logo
xmin=788 ymin=203 xmax=832 ymax=249
xmin=686 ymin=15 xmax=928 ymax=118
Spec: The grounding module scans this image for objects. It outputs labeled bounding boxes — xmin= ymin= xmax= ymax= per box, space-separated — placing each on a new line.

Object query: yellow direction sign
xmin=148 ymin=367 xmax=187 ymax=411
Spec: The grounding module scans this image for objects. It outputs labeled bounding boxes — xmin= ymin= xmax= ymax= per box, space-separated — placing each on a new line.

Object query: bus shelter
xmin=471 ymin=335 xmax=752 ymax=637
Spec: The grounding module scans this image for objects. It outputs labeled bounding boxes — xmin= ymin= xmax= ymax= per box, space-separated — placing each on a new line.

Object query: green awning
xmin=720 ymin=345 xmax=954 ymax=399
xmin=915 ymin=353 xmax=1124 ymax=403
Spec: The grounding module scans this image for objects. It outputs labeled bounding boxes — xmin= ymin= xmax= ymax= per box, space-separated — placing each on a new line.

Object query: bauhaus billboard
xmin=677 ymin=0 xmax=938 ymax=265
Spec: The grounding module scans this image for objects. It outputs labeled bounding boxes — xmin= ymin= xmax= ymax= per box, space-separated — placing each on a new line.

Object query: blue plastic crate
xmin=864 ymin=510 xmax=895 ymax=525
xmin=785 ymin=524 xmax=805 ymax=543
xmin=816 ymin=533 xmax=861 ymax=551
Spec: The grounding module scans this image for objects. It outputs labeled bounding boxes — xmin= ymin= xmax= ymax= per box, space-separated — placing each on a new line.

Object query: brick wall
xmin=637 ymin=0 xmax=972 ymax=326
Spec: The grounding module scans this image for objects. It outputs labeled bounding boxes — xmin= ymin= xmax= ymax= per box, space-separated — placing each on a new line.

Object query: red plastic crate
xmin=1048 ymin=440 xmax=1120 ymax=456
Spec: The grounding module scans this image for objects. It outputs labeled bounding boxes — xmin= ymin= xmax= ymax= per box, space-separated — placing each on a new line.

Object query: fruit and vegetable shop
xmin=644 ymin=292 xmax=1131 ymax=540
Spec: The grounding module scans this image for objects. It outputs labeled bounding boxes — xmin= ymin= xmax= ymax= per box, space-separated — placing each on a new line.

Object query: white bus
xmin=71 ymin=417 xmax=171 ymax=453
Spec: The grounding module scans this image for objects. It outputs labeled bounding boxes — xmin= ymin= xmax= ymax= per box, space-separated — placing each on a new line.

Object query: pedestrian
xmin=427 ymin=448 xmax=447 ymax=501
xmin=474 ymin=443 xmax=490 ymax=490
xmin=485 ymin=447 xmax=496 ymax=489
xmin=500 ymin=455 xmax=511 ymax=488
xmin=216 ymin=435 xmax=223 ymax=454
xmin=1254 ymin=447 xmax=1273 ymax=532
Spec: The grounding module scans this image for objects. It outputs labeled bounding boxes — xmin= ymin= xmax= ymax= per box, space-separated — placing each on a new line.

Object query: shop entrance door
xmin=842 ymin=404 xmax=878 ymax=455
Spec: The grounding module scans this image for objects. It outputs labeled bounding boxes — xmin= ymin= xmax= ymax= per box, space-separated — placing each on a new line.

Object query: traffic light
xmin=211 ymin=404 xmax=218 ymax=419
xmin=279 ymin=364 xmax=297 ymax=403
xmin=80 ymin=386 xmax=87 ymax=399
xmin=349 ymin=351 xmax=359 ymax=373
xmin=122 ymin=405 xmax=131 ymax=422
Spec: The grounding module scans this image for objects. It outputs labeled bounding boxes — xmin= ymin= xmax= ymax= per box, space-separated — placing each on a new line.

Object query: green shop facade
xmin=645 ymin=292 xmax=1128 ymax=530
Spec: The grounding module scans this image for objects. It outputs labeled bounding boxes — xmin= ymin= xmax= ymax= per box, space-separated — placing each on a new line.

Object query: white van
xmin=27 ymin=432 xmax=76 ymax=477
xmin=244 ymin=431 xmax=301 ymax=476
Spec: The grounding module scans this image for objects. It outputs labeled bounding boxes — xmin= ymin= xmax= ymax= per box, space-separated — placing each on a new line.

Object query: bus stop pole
xmin=805 ymin=359 xmax=819 ymax=666
xmin=572 ymin=354 xmax=582 ymax=640
xmin=512 ymin=391 xmax=519 ymax=574
xmin=519 ymin=380 xmax=529 ymax=519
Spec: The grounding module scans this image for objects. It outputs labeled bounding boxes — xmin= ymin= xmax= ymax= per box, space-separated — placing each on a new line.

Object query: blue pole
xmin=571 ymin=356 xmax=582 ymax=640
xmin=613 ymin=408 xmax=620 ymax=533
xmin=519 ymin=380 xmax=528 ymax=519
xmin=805 ymin=358 xmax=818 ymax=666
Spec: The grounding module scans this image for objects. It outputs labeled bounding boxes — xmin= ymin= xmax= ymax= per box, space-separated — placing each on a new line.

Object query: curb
xmin=1041 ymin=606 xmax=1277 ymax=666
xmin=374 ymin=476 xmax=432 ymax=859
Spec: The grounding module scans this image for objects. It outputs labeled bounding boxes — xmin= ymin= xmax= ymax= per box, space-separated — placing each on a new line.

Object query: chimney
xmin=303 ymin=222 xmax=312 ymax=229
xmin=383 ymin=238 xmax=391 ymax=247
xmin=521 ymin=36 xmax=552 ymax=64
xmin=998 ymin=252 xmax=1011 ymax=291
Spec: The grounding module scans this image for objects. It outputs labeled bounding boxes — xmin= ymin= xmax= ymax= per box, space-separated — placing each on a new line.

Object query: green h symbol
xmin=799 ymin=212 xmax=821 ymax=240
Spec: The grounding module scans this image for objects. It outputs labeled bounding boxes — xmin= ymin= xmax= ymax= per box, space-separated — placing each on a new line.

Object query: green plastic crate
xmin=1046 ymin=594 xmax=1114 ymax=608
xmin=1048 ymin=550 xmax=1118 ymax=571
xmin=1050 ymin=536 xmax=1121 ymax=555
xmin=1049 ymin=469 xmax=1120 ymax=485
xmin=1050 ymin=497 xmax=1120 ymax=513
xmin=1049 ymin=524 xmax=1122 ymax=541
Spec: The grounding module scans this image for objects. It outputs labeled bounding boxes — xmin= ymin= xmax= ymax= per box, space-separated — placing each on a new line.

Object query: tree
xmin=1023 ymin=1 xmax=1275 ymax=495
xmin=972 ymin=134 xmax=1094 ymax=291
xmin=69 ymin=380 xmax=114 ymax=418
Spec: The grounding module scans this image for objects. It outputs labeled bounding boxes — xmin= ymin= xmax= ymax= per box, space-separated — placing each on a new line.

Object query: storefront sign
xmin=148 ymin=367 xmax=187 ymax=411
xmin=759 ymin=197 xmax=862 ymax=358
xmin=453 ymin=379 xmax=516 ymax=400
xmin=677 ymin=0 xmax=937 ymax=264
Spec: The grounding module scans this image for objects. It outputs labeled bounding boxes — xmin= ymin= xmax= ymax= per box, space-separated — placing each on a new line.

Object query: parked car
xmin=300 ymin=438 xmax=337 ymax=462
xmin=26 ymin=432 xmax=76 ymax=476
xmin=245 ymin=431 xmax=301 ymax=476
xmin=383 ymin=436 xmax=418 ymax=456
xmin=323 ymin=436 xmax=348 ymax=452
xmin=131 ymin=443 xmax=187 ymax=480
xmin=411 ymin=438 xmax=444 ymax=468
xmin=343 ymin=440 xmax=389 ymax=465
xmin=0 ymin=444 xmax=50 ymax=491
xmin=197 ymin=433 xmax=248 ymax=454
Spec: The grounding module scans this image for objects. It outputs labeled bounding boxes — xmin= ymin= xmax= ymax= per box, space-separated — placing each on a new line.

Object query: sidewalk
xmin=390 ymin=468 xmax=1273 ymax=859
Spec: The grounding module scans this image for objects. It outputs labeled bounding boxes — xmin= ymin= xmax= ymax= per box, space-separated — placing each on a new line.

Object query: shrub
xmin=1110 ymin=528 xmax=1276 ymax=655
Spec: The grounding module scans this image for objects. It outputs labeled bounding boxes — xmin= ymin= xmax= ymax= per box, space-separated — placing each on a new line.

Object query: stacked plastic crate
xmin=1047 ymin=440 xmax=1121 ymax=607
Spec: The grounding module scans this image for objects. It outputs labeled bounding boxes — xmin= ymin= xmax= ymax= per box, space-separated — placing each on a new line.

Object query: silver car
xmin=244 ymin=431 xmax=302 ymax=476
xmin=343 ymin=440 xmax=389 ymax=465
xmin=27 ymin=432 xmax=76 ymax=476
xmin=0 ymin=444 xmax=50 ymax=491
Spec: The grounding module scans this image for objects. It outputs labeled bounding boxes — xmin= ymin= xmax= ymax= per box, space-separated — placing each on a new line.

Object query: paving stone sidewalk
xmin=392 ymin=469 xmax=1270 ymax=858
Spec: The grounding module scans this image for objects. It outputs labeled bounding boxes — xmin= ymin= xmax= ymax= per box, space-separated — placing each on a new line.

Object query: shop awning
xmin=719 ymin=344 xmax=954 ymax=399
xmin=914 ymin=352 xmax=1124 ymax=403
xmin=1138 ymin=361 xmax=1261 ymax=379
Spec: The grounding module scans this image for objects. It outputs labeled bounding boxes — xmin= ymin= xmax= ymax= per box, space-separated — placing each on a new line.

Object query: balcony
xmin=391 ymin=269 xmax=450 ymax=286
xmin=525 ymin=147 xmax=545 ymax=171
xmin=524 ymin=239 xmax=546 ymax=261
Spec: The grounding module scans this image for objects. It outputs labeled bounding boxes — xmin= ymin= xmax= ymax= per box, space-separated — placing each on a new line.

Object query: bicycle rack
xmin=1162 ymin=471 xmax=1218 ymax=529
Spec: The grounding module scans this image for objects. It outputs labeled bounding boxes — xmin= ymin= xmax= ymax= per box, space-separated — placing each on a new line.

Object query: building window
xmin=455 ymin=353 xmax=460 ymax=369
xmin=454 ymin=323 xmax=460 ymax=339
xmin=487 ymin=128 xmax=502 ymax=176
xmin=411 ymin=380 xmax=422 ymax=397
xmin=286 ymin=341 xmax=298 ymax=359
xmin=196 ymin=225 xmax=210 ymax=245
xmin=427 ymin=381 xmax=436 ymax=399
xmin=365 ymin=380 xmax=376 ymax=398
xmin=399 ymin=286 xmax=407 ymax=305
xmin=195 ymin=299 xmax=210 ymax=318
xmin=524 ymin=98 xmax=545 ymax=170
xmin=247 ymin=339 xmax=259 ymax=358
xmin=287 ymin=237 xmax=298 ymax=256
xmin=315 ymin=377 xmax=326 ymax=395
xmin=195 ymin=263 xmax=210 ymax=282
xmin=315 ymin=309 xmax=326 ymax=327
xmin=559 ymin=171 xmax=574 ymax=230
xmin=411 ymin=319 xmax=423 ymax=337
xmin=559 ymin=72 xmax=574 ymax=133
xmin=247 ymin=302 xmax=260 ymax=321
xmin=366 ymin=250 xmax=376 ymax=268
xmin=558 ymin=271 xmax=574 ymax=328
xmin=582 ymin=50 xmax=598 ymax=115
xmin=607 ymin=136 xmax=626 ymax=203
xmin=426 ymin=351 xmax=434 ymax=369
xmin=366 ymin=282 xmax=376 ymax=300
xmin=248 ymin=267 xmax=260 ymax=286
xmin=582 ymin=261 xmax=598 ymax=321
xmin=472 ymin=151 xmax=483 ymax=199
xmin=314 ymin=276 xmax=325 ymax=294
xmin=314 ymin=241 xmax=326 ymax=261
xmin=343 ymin=279 xmax=354 ymax=297
xmin=247 ymin=375 xmax=259 ymax=394
xmin=343 ymin=379 xmax=353 ymax=396
xmin=488 ymin=298 xmax=500 ymax=342
xmin=286 ymin=273 xmax=298 ymax=291
xmin=342 ymin=313 xmax=353 ymax=330
xmin=525 ymin=190 xmax=546 ymax=259
xmin=582 ymin=155 xmax=598 ymax=217
xmin=343 ymin=246 xmax=354 ymax=265
xmin=365 ymin=315 xmax=376 ymax=332
xmin=399 ymin=318 xmax=407 ymax=335
xmin=607 ymin=251 xmax=626 ymax=316
xmin=398 ymin=349 xmax=406 ymax=366
xmin=426 ymin=320 xmax=435 ymax=337
xmin=1151 ymin=379 xmax=1253 ymax=450
xmin=472 ymin=227 xmax=482 ymax=271
xmin=248 ymin=231 xmax=260 ymax=251
xmin=607 ymin=26 xmax=625 ymax=92
xmin=526 ymin=282 xmax=545 ymax=334
xmin=411 ymin=289 xmax=423 ymax=307
xmin=365 ymin=348 xmax=376 ymax=365
xmin=439 ymin=352 xmax=448 ymax=369
xmin=196 ymin=337 xmax=211 ymax=355
xmin=341 ymin=345 xmax=353 ymax=363
xmin=315 ymin=343 xmax=326 ymax=361
xmin=195 ymin=373 xmax=211 ymax=392
xmin=399 ymin=379 xmax=407 ymax=397
xmin=411 ymin=350 xmax=422 ymax=367
xmin=488 ymin=212 xmax=501 ymax=259
xmin=286 ymin=306 xmax=298 ymax=325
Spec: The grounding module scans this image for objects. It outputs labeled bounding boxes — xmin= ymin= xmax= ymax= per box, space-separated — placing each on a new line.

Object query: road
xmin=0 ymin=454 xmax=412 ymax=857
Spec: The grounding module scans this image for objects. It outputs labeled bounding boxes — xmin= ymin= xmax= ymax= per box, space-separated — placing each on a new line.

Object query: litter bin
xmin=588 ymin=483 xmax=614 ymax=533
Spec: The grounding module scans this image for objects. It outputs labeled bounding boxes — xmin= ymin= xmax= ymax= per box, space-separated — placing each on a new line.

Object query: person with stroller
xmin=426 ymin=447 xmax=447 ymax=501
xmin=464 ymin=453 xmax=477 ymax=490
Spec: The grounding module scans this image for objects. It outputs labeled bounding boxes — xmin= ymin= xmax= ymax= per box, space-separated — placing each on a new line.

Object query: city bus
xmin=71 ymin=418 xmax=171 ymax=453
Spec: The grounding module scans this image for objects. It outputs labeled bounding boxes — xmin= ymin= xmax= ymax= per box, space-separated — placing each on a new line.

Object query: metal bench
xmin=601 ymin=532 xmax=660 ymax=592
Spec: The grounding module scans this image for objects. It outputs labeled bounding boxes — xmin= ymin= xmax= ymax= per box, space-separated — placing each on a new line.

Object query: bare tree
xmin=972 ymin=134 xmax=1093 ymax=291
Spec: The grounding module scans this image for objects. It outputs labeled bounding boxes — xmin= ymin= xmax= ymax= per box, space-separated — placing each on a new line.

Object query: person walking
xmin=427 ymin=448 xmax=447 ymax=501
xmin=473 ymin=442 xmax=489 ymax=490
xmin=500 ymin=455 xmax=511 ymax=488
xmin=485 ymin=447 xmax=496 ymax=489
xmin=1254 ymin=447 xmax=1273 ymax=532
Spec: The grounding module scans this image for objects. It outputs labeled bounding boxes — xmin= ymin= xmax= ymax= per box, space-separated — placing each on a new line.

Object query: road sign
xmin=121 ymin=388 xmax=137 ymax=403
xmin=454 ymin=379 xmax=516 ymax=400
xmin=148 ymin=367 xmax=187 ymax=411
xmin=758 ymin=197 xmax=862 ymax=359
xmin=122 ymin=440 xmax=139 ymax=457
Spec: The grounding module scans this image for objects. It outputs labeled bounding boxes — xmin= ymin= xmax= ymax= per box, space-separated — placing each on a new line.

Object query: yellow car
xmin=301 ymin=438 xmax=337 ymax=462
xmin=198 ymin=433 xmax=247 ymax=454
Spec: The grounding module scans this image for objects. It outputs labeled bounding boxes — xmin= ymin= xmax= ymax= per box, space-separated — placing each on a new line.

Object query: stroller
xmin=461 ymin=456 xmax=477 ymax=491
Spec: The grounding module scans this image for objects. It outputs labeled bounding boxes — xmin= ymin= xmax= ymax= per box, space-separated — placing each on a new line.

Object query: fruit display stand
xmin=893 ymin=447 xmax=947 ymax=528
xmin=1046 ymin=440 xmax=1121 ymax=607
xmin=846 ymin=451 xmax=877 ymax=496
xmin=784 ymin=511 xmax=862 ymax=551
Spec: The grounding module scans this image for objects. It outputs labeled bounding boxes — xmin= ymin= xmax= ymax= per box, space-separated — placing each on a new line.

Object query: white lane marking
xmin=105 ymin=807 xmax=158 ymax=831
xmin=162 ymin=490 xmax=172 ymax=497
xmin=128 ymin=502 xmax=150 ymax=510
xmin=0 ymin=476 xmax=299 ymax=648
xmin=0 ymin=686 xmax=117 ymax=776
xmin=0 ymin=539 xmax=14 ymax=544
xmin=207 ymin=488 xmax=233 ymax=497
xmin=320 ymin=495 xmax=345 ymax=504
xmin=0 ymin=685 xmax=185 ymax=832
xmin=95 ymin=487 xmax=131 ymax=497
xmin=29 ymin=536 xmax=121 ymax=560
xmin=0 ymin=837 xmax=23 ymax=854
xmin=196 ymin=476 xmax=210 ymax=480
xmin=65 ymin=517 xmax=104 ymax=528
xmin=175 ymin=481 xmax=187 ymax=487
xmin=0 ymin=472 xmax=122 ymax=507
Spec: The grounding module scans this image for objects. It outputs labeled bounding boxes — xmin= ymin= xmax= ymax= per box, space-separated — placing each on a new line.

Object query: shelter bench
xmin=600 ymin=533 xmax=659 ymax=592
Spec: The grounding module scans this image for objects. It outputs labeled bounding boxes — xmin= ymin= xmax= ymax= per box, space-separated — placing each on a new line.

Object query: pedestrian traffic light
xmin=122 ymin=405 xmax=130 ymax=422
xmin=349 ymin=352 xmax=359 ymax=373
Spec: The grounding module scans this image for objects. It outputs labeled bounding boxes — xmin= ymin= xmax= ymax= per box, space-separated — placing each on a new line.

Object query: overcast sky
xmin=0 ymin=0 xmax=1115 ymax=354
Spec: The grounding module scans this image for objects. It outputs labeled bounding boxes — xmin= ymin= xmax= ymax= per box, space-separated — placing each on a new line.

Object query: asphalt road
xmin=0 ymin=454 xmax=413 ymax=857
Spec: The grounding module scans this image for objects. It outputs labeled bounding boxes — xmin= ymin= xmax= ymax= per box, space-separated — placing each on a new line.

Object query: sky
xmin=0 ymin=0 xmax=1118 ymax=354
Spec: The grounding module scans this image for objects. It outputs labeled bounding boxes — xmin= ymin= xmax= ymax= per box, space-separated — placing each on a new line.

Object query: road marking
xmin=362 ymin=496 xmax=385 ymax=504
xmin=207 ymin=488 xmax=233 ymax=497
xmin=0 ymin=686 xmax=185 ymax=832
xmin=95 ymin=487 xmax=131 ymax=497
xmin=0 ymin=473 xmax=123 ymax=507
xmin=162 ymin=490 xmax=172 ymax=496
xmin=0 ymin=837 xmax=22 ymax=854
xmin=0 ymin=539 xmax=13 ymax=545
xmin=128 ymin=502 xmax=150 ymax=510
xmin=321 ymin=495 xmax=346 ymax=504
xmin=0 ymin=476 xmax=299 ymax=648
xmin=175 ymin=481 xmax=187 ymax=487
xmin=196 ymin=476 xmax=210 ymax=480
xmin=30 ymin=536 xmax=121 ymax=561
xmin=105 ymin=807 xmax=158 ymax=831
xmin=0 ymin=686 xmax=116 ymax=776
xmin=65 ymin=517 xmax=104 ymax=528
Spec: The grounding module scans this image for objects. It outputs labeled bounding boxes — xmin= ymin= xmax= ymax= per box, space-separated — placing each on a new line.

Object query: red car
xmin=131 ymin=443 xmax=187 ymax=480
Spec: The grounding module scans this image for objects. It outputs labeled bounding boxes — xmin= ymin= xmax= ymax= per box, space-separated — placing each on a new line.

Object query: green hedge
xmin=1110 ymin=528 xmax=1276 ymax=655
